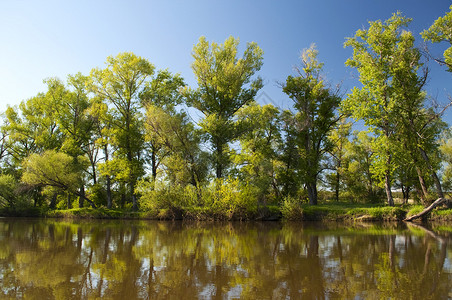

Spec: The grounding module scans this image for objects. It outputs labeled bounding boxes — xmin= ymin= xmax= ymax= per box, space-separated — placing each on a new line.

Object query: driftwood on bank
xmin=403 ymin=197 xmax=448 ymax=222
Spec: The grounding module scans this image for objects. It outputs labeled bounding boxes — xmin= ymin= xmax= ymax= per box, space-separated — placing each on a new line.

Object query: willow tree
xmin=282 ymin=45 xmax=341 ymax=205
xmin=185 ymin=36 xmax=263 ymax=178
xmin=343 ymin=13 xmax=415 ymax=206
xmin=89 ymin=52 xmax=155 ymax=210
xmin=22 ymin=150 xmax=95 ymax=209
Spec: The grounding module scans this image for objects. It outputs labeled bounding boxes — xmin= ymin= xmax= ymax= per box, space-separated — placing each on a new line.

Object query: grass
xmin=282 ymin=201 xmax=407 ymax=221
xmin=1 ymin=201 xmax=451 ymax=222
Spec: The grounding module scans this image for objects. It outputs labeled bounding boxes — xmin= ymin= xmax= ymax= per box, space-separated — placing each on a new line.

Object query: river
xmin=0 ymin=218 xmax=450 ymax=299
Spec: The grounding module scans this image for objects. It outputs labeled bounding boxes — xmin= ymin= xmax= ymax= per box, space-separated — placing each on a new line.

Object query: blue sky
xmin=0 ymin=0 xmax=451 ymax=122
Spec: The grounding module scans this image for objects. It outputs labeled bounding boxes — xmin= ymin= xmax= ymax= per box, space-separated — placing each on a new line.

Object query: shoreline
xmin=1 ymin=203 xmax=451 ymax=223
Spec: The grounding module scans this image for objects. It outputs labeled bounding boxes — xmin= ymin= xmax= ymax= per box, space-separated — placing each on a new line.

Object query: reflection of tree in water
xmin=0 ymin=220 xmax=450 ymax=299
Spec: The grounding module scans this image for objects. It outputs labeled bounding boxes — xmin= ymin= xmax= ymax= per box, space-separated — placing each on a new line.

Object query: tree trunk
xmin=106 ymin=175 xmax=112 ymax=209
xmin=335 ymin=170 xmax=340 ymax=202
xmin=418 ymin=146 xmax=444 ymax=199
xmin=104 ymin=145 xmax=112 ymax=209
xmin=67 ymin=192 xmax=72 ymax=209
xmin=404 ymin=197 xmax=447 ymax=221
xmin=385 ymin=171 xmax=394 ymax=206
xmin=132 ymin=193 xmax=138 ymax=211
xmin=416 ymin=166 xmax=429 ymax=201
xmin=50 ymin=193 xmax=57 ymax=209
xmin=79 ymin=185 xmax=85 ymax=208
xmin=151 ymin=148 xmax=157 ymax=182
xmin=307 ymin=182 xmax=318 ymax=205
xmin=216 ymin=165 xmax=222 ymax=179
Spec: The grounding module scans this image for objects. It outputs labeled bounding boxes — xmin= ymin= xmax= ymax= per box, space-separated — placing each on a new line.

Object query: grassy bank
xmin=1 ymin=202 xmax=451 ymax=222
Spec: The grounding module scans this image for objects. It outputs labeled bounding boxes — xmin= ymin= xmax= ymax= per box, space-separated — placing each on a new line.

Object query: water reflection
xmin=0 ymin=219 xmax=450 ymax=299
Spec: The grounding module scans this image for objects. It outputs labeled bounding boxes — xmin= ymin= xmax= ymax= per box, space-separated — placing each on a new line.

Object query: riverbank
xmin=1 ymin=202 xmax=452 ymax=222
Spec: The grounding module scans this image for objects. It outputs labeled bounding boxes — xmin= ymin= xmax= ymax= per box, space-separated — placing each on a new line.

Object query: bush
xmin=280 ymin=196 xmax=304 ymax=220
xmin=136 ymin=180 xmax=198 ymax=216
xmin=207 ymin=178 xmax=259 ymax=219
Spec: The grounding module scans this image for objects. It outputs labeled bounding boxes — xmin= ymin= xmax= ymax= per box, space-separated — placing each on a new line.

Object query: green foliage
xmin=422 ymin=5 xmax=452 ymax=72
xmin=208 ymin=178 xmax=259 ymax=219
xmin=234 ymin=103 xmax=282 ymax=202
xmin=185 ymin=36 xmax=264 ymax=178
xmin=22 ymin=150 xmax=88 ymax=194
xmin=137 ymin=177 xmax=258 ymax=220
xmin=0 ymin=174 xmax=18 ymax=207
xmin=342 ymin=13 xmax=432 ymax=206
xmin=282 ymin=44 xmax=341 ymax=205
xmin=136 ymin=179 xmax=198 ymax=215
xmin=89 ymin=52 xmax=155 ymax=210
xmin=280 ymin=196 xmax=304 ymax=220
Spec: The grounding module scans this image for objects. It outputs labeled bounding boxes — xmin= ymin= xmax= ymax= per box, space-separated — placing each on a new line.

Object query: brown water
xmin=0 ymin=219 xmax=450 ymax=299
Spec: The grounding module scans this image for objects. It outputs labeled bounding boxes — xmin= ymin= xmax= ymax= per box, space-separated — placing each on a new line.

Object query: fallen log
xmin=404 ymin=197 xmax=448 ymax=222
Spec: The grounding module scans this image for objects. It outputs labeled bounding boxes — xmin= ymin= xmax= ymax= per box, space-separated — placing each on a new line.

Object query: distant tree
xmin=185 ymin=36 xmax=264 ymax=178
xmin=281 ymin=44 xmax=341 ymax=205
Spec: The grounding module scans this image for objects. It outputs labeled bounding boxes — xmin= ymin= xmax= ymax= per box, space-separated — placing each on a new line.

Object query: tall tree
xmin=282 ymin=44 xmax=341 ymax=205
xmin=185 ymin=36 xmax=264 ymax=178
xmin=46 ymin=74 xmax=95 ymax=208
xmin=88 ymin=52 xmax=155 ymax=210
xmin=343 ymin=13 xmax=414 ymax=206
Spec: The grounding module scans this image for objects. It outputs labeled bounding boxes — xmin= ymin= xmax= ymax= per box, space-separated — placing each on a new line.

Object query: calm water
xmin=0 ymin=219 xmax=451 ymax=299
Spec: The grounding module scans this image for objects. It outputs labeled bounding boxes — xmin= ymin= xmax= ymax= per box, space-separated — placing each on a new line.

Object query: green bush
xmin=136 ymin=180 xmax=198 ymax=215
xmin=280 ymin=196 xmax=304 ymax=220
xmin=206 ymin=178 xmax=259 ymax=219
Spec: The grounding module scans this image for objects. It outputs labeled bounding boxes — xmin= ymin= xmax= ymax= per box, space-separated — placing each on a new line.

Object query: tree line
xmin=1 ymin=10 xmax=452 ymax=215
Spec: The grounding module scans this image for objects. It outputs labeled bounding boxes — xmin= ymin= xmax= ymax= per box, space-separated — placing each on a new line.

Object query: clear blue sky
xmin=0 ymin=0 xmax=451 ymax=121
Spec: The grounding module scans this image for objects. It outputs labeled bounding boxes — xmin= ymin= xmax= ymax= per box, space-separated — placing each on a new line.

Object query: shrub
xmin=206 ymin=178 xmax=259 ymax=219
xmin=280 ymin=196 xmax=303 ymax=220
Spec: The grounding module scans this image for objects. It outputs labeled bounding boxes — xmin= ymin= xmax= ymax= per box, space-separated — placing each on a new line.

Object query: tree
xmin=343 ymin=13 xmax=414 ymax=206
xmin=422 ymin=5 xmax=452 ymax=71
xmin=21 ymin=150 xmax=95 ymax=208
xmin=185 ymin=36 xmax=264 ymax=178
xmin=140 ymin=70 xmax=186 ymax=182
xmin=144 ymin=104 xmax=208 ymax=189
xmin=392 ymin=14 xmax=448 ymax=204
xmin=282 ymin=44 xmax=341 ymax=205
xmin=46 ymin=75 xmax=95 ymax=208
xmin=0 ymin=174 xmax=18 ymax=208
xmin=88 ymin=97 xmax=114 ymax=208
xmin=234 ymin=103 xmax=282 ymax=202
xmin=88 ymin=52 xmax=155 ymax=210
xmin=327 ymin=118 xmax=352 ymax=201
xmin=3 ymin=94 xmax=62 ymax=165
xmin=341 ymin=131 xmax=382 ymax=202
